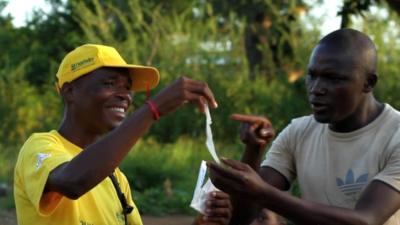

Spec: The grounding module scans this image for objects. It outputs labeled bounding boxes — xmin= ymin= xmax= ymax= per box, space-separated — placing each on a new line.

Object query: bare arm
xmin=227 ymin=114 xmax=279 ymax=225
xmin=209 ymin=159 xmax=400 ymax=225
xmin=45 ymin=77 xmax=218 ymax=199
xmin=45 ymin=105 xmax=155 ymax=199
xmin=261 ymin=180 xmax=400 ymax=225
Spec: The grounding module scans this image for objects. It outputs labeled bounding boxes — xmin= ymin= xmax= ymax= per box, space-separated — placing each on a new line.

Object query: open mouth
xmin=311 ymin=102 xmax=328 ymax=112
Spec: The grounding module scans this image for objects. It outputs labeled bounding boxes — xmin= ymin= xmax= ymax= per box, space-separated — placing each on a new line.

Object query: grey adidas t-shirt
xmin=262 ymin=103 xmax=400 ymax=224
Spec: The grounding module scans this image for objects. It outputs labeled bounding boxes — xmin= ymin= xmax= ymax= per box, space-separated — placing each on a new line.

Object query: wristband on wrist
xmin=146 ymin=100 xmax=160 ymax=120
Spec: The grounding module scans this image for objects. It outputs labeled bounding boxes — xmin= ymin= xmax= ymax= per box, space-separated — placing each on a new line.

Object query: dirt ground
xmin=0 ymin=210 xmax=15 ymax=225
xmin=0 ymin=209 xmax=194 ymax=225
xmin=142 ymin=215 xmax=194 ymax=225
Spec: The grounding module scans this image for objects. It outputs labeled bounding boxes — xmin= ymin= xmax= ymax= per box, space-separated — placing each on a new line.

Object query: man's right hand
xmin=151 ymin=76 xmax=218 ymax=116
xmin=230 ymin=114 xmax=275 ymax=148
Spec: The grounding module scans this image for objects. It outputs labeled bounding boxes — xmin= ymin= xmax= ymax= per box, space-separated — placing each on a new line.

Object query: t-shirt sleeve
xmin=373 ymin=142 xmax=400 ymax=192
xmin=261 ymin=122 xmax=297 ymax=183
xmin=18 ymin=134 xmax=72 ymax=216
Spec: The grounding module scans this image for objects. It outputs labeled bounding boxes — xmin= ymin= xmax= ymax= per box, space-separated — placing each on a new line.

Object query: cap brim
xmin=106 ymin=64 xmax=160 ymax=92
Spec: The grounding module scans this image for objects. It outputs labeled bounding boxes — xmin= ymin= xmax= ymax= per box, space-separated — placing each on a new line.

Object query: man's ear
xmin=363 ymin=73 xmax=378 ymax=93
xmin=60 ymin=83 xmax=75 ymax=103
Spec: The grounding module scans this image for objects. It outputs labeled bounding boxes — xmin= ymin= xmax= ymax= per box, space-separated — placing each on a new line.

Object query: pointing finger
xmin=230 ymin=114 xmax=270 ymax=124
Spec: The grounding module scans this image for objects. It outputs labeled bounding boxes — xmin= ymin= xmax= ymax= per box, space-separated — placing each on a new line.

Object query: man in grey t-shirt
xmin=208 ymin=28 xmax=400 ymax=225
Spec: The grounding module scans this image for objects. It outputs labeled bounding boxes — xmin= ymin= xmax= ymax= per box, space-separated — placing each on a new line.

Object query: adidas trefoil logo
xmin=336 ymin=169 xmax=368 ymax=196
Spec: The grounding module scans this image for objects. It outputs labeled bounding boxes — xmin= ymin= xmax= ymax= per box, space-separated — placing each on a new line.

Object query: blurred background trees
xmin=208 ymin=0 xmax=307 ymax=80
xmin=1 ymin=0 xmax=400 ymax=215
xmin=339 ymin=0 xmax=400 ymax=28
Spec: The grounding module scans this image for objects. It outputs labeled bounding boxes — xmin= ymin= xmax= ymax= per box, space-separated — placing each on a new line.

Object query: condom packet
xmin=190 ymin=160 xmax=219 ymax=214
xmin=204 ymin=104 xmax=220 ymax=164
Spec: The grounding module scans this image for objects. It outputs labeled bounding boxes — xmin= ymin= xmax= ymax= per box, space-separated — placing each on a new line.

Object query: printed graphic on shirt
xmin=79 ymin=220 xmax=94 ymax=225
xmin=35 ymin=153 xmax=51 ymax=170
xmin=336 ymin=169 xmax=369 ymax=198
xmin=116 ymin=212 xmax=125 ymax=225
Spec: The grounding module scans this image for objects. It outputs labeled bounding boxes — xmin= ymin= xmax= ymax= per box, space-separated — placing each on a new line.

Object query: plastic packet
xmin=190 ymin=160 xmax=219 ymax=213
xmin=204 ymin=104 xmax=220 ymax=164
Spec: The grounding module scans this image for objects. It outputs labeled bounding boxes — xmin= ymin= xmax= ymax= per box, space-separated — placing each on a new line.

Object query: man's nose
xmin=309 ymin=78 xmax=327 ymax=95
xmin=115 ymin=88 xmax=133 ymax=104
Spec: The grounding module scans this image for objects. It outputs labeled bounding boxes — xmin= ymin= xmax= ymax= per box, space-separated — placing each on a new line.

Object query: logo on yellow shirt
xmin=35 ymin=153 xmax=51 ymax=170
xmin=116 ymin=212 xmax=125 ymax=224
xmin=80 ymin=220 xmax=94 ymax=225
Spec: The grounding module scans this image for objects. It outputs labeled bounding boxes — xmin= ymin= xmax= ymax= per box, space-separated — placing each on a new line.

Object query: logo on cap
xmin=71 ymin=57 xmax=95 ymax=71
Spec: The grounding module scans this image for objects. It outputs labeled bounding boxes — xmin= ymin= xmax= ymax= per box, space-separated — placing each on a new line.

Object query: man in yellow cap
xmin=13 ymin=44 xmax=227 ymax=225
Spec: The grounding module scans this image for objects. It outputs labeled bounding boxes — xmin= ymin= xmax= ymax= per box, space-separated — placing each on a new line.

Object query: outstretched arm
xmin=226 ymin=114 xmax=281 ymax=225
xmin=45 ymin=76 xmax=218 ymax=199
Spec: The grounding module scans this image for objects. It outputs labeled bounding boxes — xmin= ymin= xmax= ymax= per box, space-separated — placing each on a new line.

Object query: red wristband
xmin=146 ymin=100 xmax=160 ymax=120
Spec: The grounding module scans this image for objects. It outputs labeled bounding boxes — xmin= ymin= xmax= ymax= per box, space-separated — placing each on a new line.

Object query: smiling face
xmin=306 ymin=44 xmax=368 ymax=125
xmin=68 ymin=67 xmax=133 ymax=134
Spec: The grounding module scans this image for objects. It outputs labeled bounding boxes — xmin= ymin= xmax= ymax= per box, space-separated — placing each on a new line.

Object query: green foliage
xmin=353 ymin=3 xmax=400 ymax=108
xmin=134 ymin=187 xmax=193 ymax=215
xmin=0 ymin=194 xmax=14 ymax=209
xmin=0 ymin=65 xmax=45 ymax=141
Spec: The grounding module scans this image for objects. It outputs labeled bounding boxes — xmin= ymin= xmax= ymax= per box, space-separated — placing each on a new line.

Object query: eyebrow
xmin=307 ymin=68 xmax=347 ymax=76
xmin=102 ymin=74 xmax=132 ymax=83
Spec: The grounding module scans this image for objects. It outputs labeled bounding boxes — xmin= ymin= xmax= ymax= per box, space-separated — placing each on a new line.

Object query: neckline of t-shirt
xmin=326 ymin=103 xmax=390 ymax=140
xmin=50 ymin=130 xmax=83 ymax=154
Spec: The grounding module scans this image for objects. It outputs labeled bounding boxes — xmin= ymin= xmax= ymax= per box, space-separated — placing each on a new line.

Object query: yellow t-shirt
xmin=14 ymin=130 xmax=143 ymax=225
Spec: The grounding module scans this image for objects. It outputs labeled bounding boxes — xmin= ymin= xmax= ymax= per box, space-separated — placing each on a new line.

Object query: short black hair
xmin=318 ymin=28 xmax=377 ymax=76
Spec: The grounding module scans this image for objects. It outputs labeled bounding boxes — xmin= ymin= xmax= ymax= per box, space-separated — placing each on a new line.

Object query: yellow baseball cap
xmin=56 ymin=44 xmax=160 ymax=92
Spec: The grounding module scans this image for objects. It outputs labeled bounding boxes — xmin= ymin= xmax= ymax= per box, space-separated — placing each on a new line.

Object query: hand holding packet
xmin=190 ymin=161 xmax=218 ymax=214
